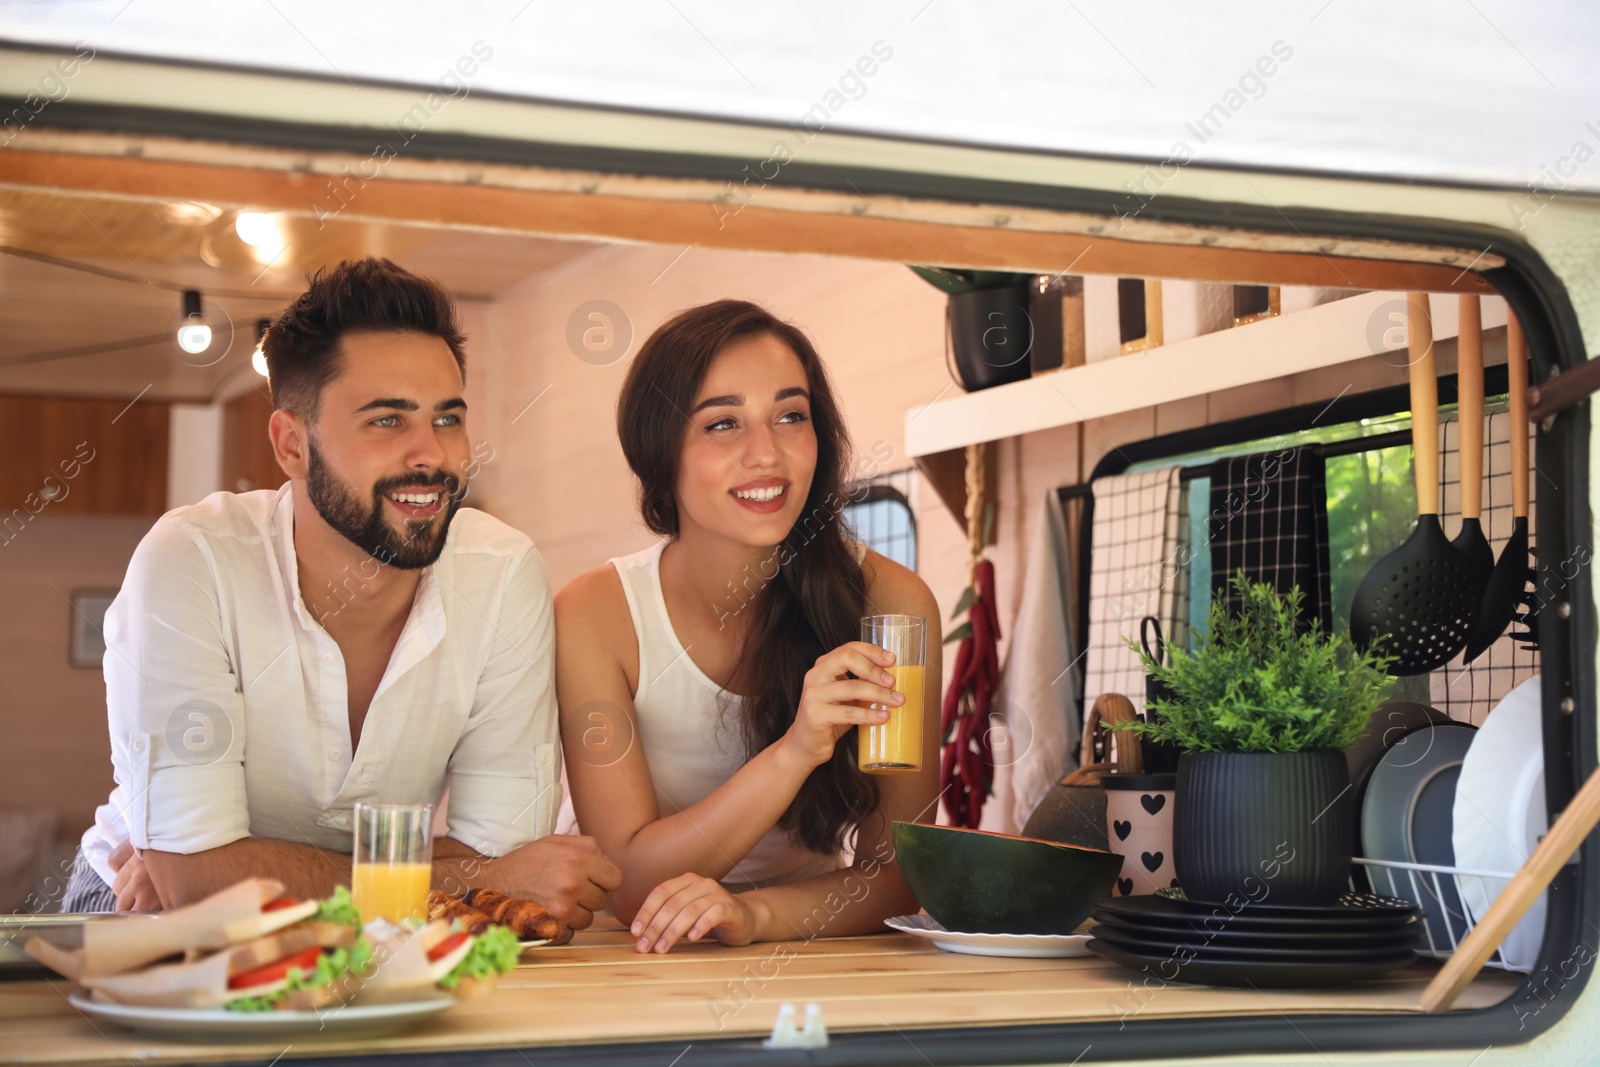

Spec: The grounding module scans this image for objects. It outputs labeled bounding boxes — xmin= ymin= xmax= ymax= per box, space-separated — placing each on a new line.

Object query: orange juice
xmin=351 ymin=861 xmax=431 ymax=925
xmin=859 ymin=664 xmax=925 ymax=773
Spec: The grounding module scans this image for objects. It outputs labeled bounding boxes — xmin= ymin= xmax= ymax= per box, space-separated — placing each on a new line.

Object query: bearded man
xmin=64 ymin=258 xmax=619 ymax=938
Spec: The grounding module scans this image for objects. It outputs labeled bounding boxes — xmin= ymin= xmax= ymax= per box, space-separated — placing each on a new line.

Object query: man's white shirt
xmin=80 ymin=485 xmax=559 ymax=887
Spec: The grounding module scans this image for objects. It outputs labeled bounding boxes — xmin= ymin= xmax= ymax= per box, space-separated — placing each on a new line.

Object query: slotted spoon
xmin=1450 ymin=294 xmax=1494 ymax=610
xmin=1464 ymin=308 xmax=1533 ymax=661
xmin=1350 ymin=293 xmax=1480 ymax=674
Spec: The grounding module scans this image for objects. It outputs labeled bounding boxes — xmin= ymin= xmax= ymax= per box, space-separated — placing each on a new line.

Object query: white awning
xmin=2 ymin=0 xmax=1597 ymax=194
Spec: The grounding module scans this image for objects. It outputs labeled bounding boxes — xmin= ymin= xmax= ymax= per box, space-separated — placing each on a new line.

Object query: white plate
xmin=884 ymin=914 xmax=1093 ymax=958
xmin=67 ymin=993 xmax=454 ymax=1041
xmin=518 ymin=939 xmax=551 ymax=951
xmin=1453 ymin=674 xmax=1547 ymax=972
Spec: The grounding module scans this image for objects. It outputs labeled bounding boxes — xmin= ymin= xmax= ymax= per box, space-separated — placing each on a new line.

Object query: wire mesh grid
xmin=1432 ymin=411 xmax=1540 ymax=724
xmin=1083 ymin=468 xmax=1185 ymax=708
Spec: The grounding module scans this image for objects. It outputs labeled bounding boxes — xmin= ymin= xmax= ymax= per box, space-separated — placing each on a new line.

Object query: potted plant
xmin=1111 ymin=572 xmax=1394 ymax=905
xmin=908 ymin=266 xmax=1034 ymax=391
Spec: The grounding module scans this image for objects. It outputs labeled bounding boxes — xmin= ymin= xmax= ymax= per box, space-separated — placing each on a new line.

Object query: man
xmin=62 ymin=257 xmax=621 ymax=936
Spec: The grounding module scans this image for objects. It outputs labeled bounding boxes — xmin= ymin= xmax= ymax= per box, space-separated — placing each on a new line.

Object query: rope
xmin=964 ymin=442 xmax=986 ymax=585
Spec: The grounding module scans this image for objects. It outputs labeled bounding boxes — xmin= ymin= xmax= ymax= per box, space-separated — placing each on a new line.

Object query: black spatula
xmin=1350 ymin=293 xmax=1479 ymax=675
xmin=1450 ymin=295 xmax=1495 ymax=607
xmin=1464 ymin=309 xmax=1532 ymax=662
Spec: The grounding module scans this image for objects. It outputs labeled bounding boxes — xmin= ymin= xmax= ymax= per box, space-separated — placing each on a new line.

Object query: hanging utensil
xmin=1450 ymin=295 xmax=1494 ymax=609
xmin=1422 ymin=758 xmax=1600 ymax=1011
xmin=1350 ymin=293 xmax=1479 ymax=674
xmin=1139 ymin=615 xmax=1167 ymax=667
xmin=1137 ymin=615 xmax=1182 ymax=774
xmin=1464 ymin=309 xmax=1533 ymax=662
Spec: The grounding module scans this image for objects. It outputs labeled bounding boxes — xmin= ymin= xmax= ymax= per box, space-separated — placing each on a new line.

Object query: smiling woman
xmin=554 ymin=299 xmax=941 ymax=954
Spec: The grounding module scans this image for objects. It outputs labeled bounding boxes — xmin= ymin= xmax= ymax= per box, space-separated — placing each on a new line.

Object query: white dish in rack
xmin=885 ymin=914 xmax=1093 ymax=958
xmin=1453 ymin=675 xmax=1547 ymax=972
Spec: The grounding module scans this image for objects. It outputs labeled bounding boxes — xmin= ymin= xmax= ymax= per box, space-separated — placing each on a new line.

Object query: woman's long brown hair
xmin=616 ymin=299 xmax=877 ymax=855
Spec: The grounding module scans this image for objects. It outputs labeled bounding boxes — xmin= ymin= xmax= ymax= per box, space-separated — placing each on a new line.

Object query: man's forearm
xmin=144 ymin=839 xmax=352 ymax=908
xmin=145 ymin=835 xmax=548 ymax=912
xmin=430 ymin=837 xmax=525 ymax=898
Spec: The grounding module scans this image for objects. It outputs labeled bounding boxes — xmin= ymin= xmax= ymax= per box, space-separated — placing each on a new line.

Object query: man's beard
xmin=306 ymin=440 xmax=462 ymax=570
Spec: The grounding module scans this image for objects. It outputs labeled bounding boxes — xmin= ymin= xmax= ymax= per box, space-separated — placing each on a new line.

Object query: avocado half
xmin=892 ymin=821 xmax=1123 ymax=936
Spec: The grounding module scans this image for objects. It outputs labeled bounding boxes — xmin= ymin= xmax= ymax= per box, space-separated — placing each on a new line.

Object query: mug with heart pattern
xmin=1102 ymin=773 xmax=1177 ymax=896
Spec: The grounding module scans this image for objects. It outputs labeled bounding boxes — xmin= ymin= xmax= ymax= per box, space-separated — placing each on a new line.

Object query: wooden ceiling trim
xmin=0 ymin=140 xmax=1496 ymax=295
xmin=2 ymin=128 xmax=1506 ymax=273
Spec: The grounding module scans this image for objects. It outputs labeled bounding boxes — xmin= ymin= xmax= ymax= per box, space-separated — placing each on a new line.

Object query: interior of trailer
xmin=0 ymin=136 xmax=1567 ymax=1059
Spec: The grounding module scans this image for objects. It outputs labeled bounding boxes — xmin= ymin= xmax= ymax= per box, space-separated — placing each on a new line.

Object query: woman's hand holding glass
xmin=783 ymin=641 xmax=903 ymax=769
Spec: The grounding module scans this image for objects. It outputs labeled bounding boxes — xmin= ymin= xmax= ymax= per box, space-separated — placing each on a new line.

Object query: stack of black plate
xmin=1087 ymin=888 xmax=1423 ymax=988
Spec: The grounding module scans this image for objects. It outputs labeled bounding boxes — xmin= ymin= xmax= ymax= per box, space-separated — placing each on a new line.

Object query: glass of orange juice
xmin=858 ymin=614 xmax=926 ymax=774
xmin=351 ymin=802 xmax=433 ymax=927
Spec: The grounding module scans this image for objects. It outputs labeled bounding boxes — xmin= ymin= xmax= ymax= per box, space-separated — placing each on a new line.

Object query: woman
xmin=555 ymin=299 xmax=940 ymax=954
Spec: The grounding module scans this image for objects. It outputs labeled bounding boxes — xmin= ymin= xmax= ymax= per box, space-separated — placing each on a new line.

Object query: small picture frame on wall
xmin=68 ymin=589 xmax=117 ymax=669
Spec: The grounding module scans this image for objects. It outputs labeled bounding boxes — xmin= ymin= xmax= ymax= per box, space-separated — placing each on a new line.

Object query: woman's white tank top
xmin=599 ymin=539 xmax=852 ymax=888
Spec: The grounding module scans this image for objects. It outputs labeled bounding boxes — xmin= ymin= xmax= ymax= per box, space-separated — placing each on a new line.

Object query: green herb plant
xmin=1112 ymin=572 xmax=1394 ymax=754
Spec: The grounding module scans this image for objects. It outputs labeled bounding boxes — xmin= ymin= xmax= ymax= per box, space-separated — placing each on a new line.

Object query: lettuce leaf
xmin=311 ymin=885 xmax=362 ymax=929
xmin=439 ymin=925 xmax=519 ymax=990
xmin=225 ymin=936 xmax=374 ymax=1013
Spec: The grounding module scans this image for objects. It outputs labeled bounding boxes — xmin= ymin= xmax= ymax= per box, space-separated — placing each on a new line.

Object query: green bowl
xmin=892 ymin=821 xmax=1123 ymax=935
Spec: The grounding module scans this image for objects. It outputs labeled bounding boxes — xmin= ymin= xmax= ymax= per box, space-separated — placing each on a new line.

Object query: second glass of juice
xmin=858 ymin=614 xmax=926 ymax=774
xmin=351 ymin=802 xmax=433 ymax=926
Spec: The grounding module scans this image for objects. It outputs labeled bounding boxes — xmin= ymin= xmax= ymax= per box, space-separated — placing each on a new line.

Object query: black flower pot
xmin=1174 ymin=750 xmax=1352 ymax=906
xmin=947 ymin=284 xmax=1033 ymax=391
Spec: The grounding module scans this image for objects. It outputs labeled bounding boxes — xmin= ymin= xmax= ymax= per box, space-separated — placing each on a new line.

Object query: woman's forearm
xmin=742 ymin=846 xmax=919 ymax=943
xmin=607 ymin=740 xmax=815 ymax=919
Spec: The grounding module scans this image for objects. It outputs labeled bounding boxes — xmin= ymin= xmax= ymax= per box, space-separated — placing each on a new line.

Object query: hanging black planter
xmin=947 ymin=283 xmax=1034 ymax=391
xmin=1173 ymin=750 xmax=1352 ymax=906
xmin=907 ymin=267 xmax=1037 ymax=393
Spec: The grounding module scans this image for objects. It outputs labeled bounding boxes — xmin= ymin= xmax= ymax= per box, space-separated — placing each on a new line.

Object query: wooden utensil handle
xmin=1408 ymin=293 xmax=1440 ymax=516
xmin=1507 ymin=310 xmax=1530 ymax=519
xmin=1423 ymin=760 xmax=1600 ymax=1012
xmin=1457 ymin=295 xmax=1484 ymax=520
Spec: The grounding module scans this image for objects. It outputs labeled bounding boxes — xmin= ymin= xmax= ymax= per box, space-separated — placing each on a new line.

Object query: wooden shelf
xmin=905 ymin=291 xmax=1507 ymax=458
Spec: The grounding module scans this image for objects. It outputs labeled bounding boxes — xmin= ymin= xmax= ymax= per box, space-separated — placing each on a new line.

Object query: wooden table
xmin=2 ymin=929 xmax=1520 ymax=1065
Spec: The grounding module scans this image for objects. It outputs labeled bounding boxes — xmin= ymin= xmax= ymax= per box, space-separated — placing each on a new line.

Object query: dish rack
xmin=1351 ymin=857 xmax=1520 ymax=969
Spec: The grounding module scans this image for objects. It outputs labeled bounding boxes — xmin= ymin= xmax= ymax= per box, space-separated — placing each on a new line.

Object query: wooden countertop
xmin=2 ymin=928 xmax=1520 ymax=1065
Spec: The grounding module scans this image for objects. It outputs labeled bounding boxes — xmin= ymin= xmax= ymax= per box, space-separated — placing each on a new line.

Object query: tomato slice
xmin=426 ymin=932 xmax=470 ymax=963
xmin=228 ymin=946 xmax=323 ymax=990
xmin=263 ymin=897 xmax=302 ymax=912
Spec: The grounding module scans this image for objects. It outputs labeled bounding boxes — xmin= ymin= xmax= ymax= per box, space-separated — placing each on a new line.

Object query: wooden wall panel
xmin=0 ymin=394 xmax=169 ymax=520
xmin=221 ymin=386 xmax=286 ymax=494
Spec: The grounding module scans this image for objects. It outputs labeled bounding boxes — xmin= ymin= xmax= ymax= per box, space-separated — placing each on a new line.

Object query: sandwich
xmin=26 ymin=879 xmax=521 ymax=1011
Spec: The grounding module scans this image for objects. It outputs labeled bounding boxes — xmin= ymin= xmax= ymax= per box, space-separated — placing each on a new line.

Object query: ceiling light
xmin=176 ymin=290 xmax=212 ymax=354
xmin=165 ymin=201 xmax=225 ymax=225
xmin=235 ymin=211 xmax=285 ymax=262
xmin=235 ymin=212 xmax=276 ymax=246
xmin=251 ymin=318 xmax=271 ymax=378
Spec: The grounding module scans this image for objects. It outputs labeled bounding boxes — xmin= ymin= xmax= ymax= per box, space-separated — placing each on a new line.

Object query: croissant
xmin=464 ymin=889 xmax=561 ymax=942
xmin=425 ymin=890 xmax=494 ymax=936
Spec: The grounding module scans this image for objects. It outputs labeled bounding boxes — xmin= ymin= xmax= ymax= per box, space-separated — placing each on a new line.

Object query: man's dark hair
xmin=263 ymin=257 xmax=467 ymax=419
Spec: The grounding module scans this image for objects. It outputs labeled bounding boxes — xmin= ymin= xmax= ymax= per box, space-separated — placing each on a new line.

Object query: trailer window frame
xmin=4 ymin=59 xmax=1593 ymax=1062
